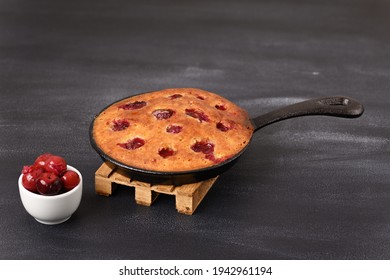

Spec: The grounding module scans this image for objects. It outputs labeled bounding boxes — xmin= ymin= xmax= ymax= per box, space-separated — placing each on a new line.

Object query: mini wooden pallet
xmin=95 ymin=162 xmax=218 ymax=215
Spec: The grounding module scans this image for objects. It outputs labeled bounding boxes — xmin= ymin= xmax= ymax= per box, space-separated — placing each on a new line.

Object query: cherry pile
xmin=21 ymin=154 xmax=80 ymax=196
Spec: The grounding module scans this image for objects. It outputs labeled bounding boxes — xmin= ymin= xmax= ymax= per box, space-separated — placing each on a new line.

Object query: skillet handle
xmin=252 ymin=96 xmax=364 ymax=132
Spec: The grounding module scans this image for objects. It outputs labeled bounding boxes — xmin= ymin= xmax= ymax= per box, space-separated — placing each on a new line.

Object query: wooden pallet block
xmin=95 ymin=162 xmax=218 ymax=215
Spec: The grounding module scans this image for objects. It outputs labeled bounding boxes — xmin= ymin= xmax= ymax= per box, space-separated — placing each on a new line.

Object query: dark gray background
xmin=1 ymin=0 xmax=389 ymax=259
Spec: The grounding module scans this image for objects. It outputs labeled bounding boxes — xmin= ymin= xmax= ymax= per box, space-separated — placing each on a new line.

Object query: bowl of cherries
xmin=18 ymin=153 xmax=82 ymax=225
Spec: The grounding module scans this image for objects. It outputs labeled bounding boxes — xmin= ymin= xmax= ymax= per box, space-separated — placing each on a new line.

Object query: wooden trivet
xmin=95 ymin=162 xmax=218 ymax=215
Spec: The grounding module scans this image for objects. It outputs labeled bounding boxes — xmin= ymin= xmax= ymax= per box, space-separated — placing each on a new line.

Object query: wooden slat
xmin=130 ymin=180 xmax=151 ymax=188
xmin=175 ymin=182 xmax=203 ymax=196
xmin=151 ymin=184 xmax=176 ymax=194
xmin=95 ymin=161 xmax=115 ymax=178
xmin=111 ymin=171 xmax=133 ymax=187
xmin=175 ymin=177 xmax=217 ymax=215
xmin=94 ymin=162 xmax=218 ymax=215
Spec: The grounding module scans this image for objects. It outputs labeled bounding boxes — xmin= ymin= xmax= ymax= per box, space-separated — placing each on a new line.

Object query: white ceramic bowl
xmin=18 ymin=165 xmax=82 ymax=225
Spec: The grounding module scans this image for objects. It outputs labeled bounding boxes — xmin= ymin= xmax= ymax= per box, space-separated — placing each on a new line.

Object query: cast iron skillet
xmin=90 ymin=95 xmax=364 ymax=185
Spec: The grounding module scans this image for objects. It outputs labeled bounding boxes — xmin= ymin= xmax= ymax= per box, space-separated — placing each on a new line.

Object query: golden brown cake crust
xmin=92 ymin=88 xmax=254 ymax=172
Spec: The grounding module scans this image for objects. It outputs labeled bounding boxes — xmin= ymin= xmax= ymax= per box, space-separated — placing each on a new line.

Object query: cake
xmin=92 ymin=88 xmax=254 ymax=172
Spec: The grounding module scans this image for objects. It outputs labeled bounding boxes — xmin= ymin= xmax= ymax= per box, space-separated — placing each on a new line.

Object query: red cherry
xmin=44 ymin=155 xmax=67 ymax=176
xmin=191 ymin=140 xmax=215 ymax=154
xmin=185 ymin=109 xmax=209 ymax=123
xmin=166 ymin=125 xmax=182 ymax=134
xmin=36 ymin=172 xmax=62 ymax=195
xmin=169 ymin=94 xmax=182 ymax=99
xmin=215 ymin=104 xmax=227 ymax=111
xmin=34 ymin=153 xmax=53 ymax=168
xmin=152 ymin=109 xmax=175 ymax=120
xmin=158 ymin=147 xmax=175 ymax=158
xmin=22 ymin=165 xmax=35 ymax=174
xmin=118 ymin=101 xmax=147 ymax=110
xmin=22 ymin=168 xmax=44 ymax=193
xmin=216 ymin=121 xmax=233 ymax=132
xmin=61 ymin=170 xmax=80 ymax=192
xmin=111 ymin=119 xmax=130 ymax=131
xmin=117 ymin=137 xmax=145 ymax=150
xmin=205 ymin=153 xmax=227 ymax=164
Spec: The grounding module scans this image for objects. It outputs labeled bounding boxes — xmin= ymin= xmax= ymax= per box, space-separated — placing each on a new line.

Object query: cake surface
xmin=92 ymin=88 xmax=254 ymax=172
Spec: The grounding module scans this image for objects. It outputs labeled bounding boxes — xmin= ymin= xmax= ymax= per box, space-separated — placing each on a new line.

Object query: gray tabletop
xmin=1 ymin=0 xmax=389 ymax=260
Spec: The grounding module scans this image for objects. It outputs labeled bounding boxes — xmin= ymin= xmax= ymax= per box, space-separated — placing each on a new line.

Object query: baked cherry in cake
xmin=110 ymin=119 xmax=130 ymax=131
xmin=92 ymin=88 xmax=254 ymax=172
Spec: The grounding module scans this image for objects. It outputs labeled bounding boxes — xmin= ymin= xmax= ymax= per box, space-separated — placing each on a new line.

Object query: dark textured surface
xmin=1 ymin=0 xmax=390 ymax=259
